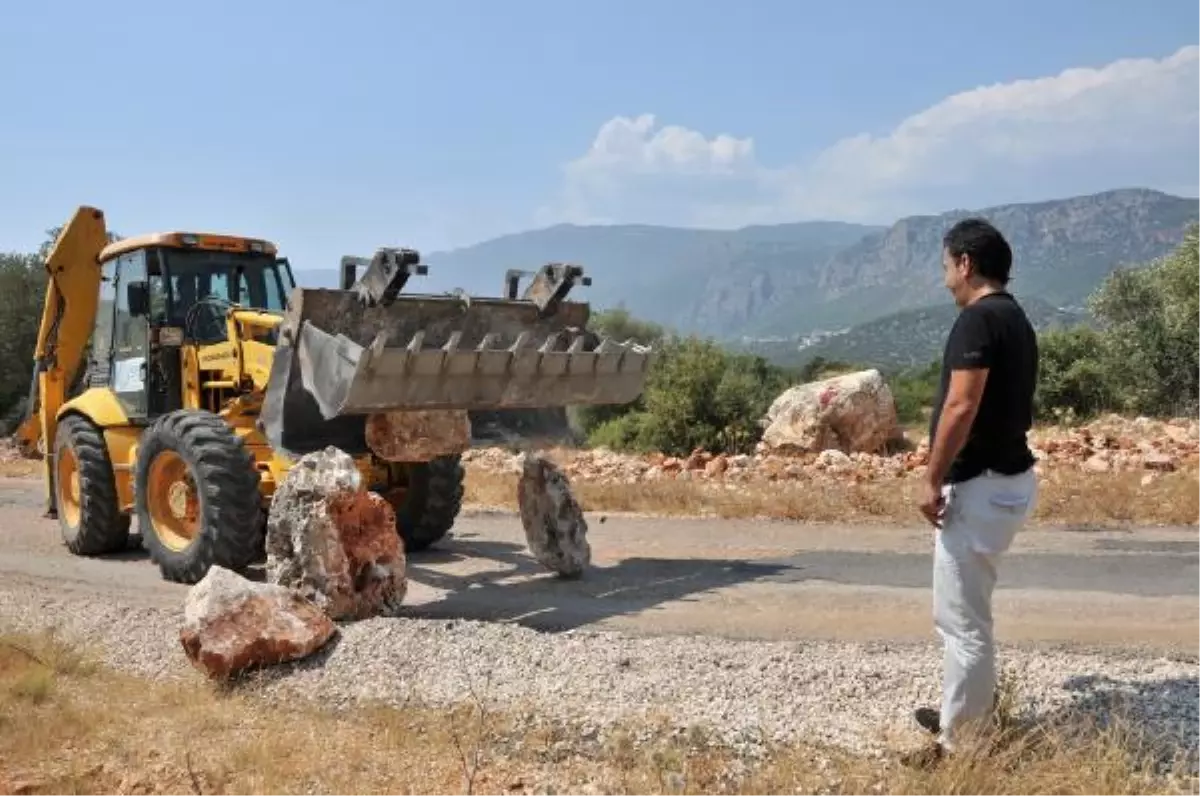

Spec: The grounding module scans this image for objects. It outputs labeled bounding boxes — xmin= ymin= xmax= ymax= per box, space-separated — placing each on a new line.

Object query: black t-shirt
xmin=928 ymin=291 xmax=1038 ymax=483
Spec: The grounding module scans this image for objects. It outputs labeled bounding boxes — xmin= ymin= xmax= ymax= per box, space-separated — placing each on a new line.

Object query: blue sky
xmin=1 ymin=0 xmax=1196 ymax=271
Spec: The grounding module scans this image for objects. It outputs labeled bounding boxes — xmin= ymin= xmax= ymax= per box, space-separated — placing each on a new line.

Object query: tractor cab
xmin=97 ymin=233 xmax=295 ymax=342
xmin=91 ymin=232 xmax=296 ymax=420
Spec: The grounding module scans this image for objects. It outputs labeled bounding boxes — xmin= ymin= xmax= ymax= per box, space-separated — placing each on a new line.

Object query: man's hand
xmin=918 ymin=480 xmax=944 ymax=528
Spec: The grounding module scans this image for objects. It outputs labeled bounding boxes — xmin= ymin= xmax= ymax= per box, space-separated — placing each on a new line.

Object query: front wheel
xmin=134 ymin=410 xmax=263 ymax=584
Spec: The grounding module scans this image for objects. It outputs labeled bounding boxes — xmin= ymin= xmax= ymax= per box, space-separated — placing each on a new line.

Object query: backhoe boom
xmin=17 ymin=206 xmax=110 ymax=512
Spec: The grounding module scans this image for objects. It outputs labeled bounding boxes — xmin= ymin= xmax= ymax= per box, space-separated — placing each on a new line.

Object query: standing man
xmin=905 ymin=217 xmax=1040 ymax=767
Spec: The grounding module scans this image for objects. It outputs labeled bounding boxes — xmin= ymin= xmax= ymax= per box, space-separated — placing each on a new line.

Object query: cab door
xmin=110 ymin=251 xmax=151 ymax=421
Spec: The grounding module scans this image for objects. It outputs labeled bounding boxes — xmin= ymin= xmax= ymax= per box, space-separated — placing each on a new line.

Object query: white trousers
xmin=934 ymin=467 xmax=1038 ymax=751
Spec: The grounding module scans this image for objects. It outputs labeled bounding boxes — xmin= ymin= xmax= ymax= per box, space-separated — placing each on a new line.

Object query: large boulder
xmin=179 ymin=565 xmax=336 ymax=680
xmin=265 ymin=446 xmax=407 ymax=621
xmin=365 ymin=409 xmax=472 ymax=462
xmin=517 ymin=453 xmax=591 ymax=578
xmin=761 ymin=369 xmax=901 ymax=454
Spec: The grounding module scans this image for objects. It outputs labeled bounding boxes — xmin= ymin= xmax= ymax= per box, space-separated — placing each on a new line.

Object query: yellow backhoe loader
xmin=15 ymin=206 xmax=652 ymax=584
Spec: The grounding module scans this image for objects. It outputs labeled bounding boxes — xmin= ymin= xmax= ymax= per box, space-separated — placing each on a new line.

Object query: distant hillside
xmin=737 ymin=296 xmax=1086 ymax=372
xmin=293 ymin=221 xmax=881 ymax=337
xmin=740 ymin=188 xmax=1198 ymax=337
xmin=293 ymin=188 xmax=1197 ymax=342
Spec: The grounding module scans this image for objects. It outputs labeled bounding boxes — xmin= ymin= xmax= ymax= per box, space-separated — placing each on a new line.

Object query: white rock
xmin=760 ymin=369 xmax=901 ymax=455
xmin=517 ymin=453 xmax=591 ymax=578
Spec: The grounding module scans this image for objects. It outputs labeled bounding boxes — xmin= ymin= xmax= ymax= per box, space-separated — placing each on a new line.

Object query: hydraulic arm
xmin=16 ymin=207 xmax=110 ymax=511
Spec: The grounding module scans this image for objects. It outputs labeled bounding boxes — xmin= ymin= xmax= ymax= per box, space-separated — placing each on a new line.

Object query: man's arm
xmin=926 ymin=309 xmax=993 ymax=487
xmin=926 ymin=368 xmax=988 ymax=487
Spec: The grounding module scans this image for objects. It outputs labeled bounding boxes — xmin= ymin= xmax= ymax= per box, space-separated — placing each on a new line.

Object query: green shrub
xmin=889 ymin=360 xmax=940 ymax=426
xmin=581 ymin=336 xmax=793 ymax=456
xmin=1034 ymin=327 xmax=1116 ymax=420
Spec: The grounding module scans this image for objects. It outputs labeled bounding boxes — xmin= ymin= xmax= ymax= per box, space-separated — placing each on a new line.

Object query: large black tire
xmin=380 ymin=455 xmax=464 ymax=552
xmin=134 ymin=410 xmax=263 ymax=584
xmin=53 ymin=414 xmax=131 ymax=555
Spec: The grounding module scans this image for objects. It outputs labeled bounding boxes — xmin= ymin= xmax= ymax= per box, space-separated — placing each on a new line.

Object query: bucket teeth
xmin=291 ymin=321 xmax=651 ymax=420
xmin=259 ymin=285 xmax=655 ymax=457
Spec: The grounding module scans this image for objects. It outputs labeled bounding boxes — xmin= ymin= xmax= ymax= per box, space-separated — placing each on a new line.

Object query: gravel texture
xmin=1 ymin=584 xmax=1196 ymax=770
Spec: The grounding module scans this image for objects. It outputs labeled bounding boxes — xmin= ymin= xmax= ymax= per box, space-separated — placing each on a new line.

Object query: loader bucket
xmin=260 ymin=287 xmax=652 ymax=457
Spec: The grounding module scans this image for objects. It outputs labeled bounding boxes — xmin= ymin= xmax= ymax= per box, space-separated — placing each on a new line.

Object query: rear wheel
xmin=53 ymin=415 xmax=131 ymax=555
xmin=377 ymin=455 xmax=464 ymax=552
xmin=134 ymin=410 xmax=263 ymax=584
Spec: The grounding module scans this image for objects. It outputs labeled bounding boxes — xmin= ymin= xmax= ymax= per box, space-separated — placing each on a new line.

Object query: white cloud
xmin=543 ymin=45 xmax=1200 ymax=228
xmin=566 ymin=113 xmax=756 ymax=178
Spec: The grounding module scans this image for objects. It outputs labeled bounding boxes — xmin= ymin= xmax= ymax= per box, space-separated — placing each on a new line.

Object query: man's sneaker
xmin=914 ymin=706 xmax=941 ymax=736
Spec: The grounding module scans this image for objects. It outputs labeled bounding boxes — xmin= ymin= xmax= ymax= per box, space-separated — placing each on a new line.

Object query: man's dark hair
xmin=943 ymin=217 xmax=1013 ymax=285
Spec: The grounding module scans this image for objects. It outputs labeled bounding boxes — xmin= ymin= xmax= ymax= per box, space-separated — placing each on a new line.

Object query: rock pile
xmin=463 ymin=415 xmax=1198 ymax=487
xmin=181 ymin=445 xmax=409 ymax=680
xmin=1029 ymin=415 xmax=1198 ymax=475
xmin=179 ymin=443 xmax=597 ymax=679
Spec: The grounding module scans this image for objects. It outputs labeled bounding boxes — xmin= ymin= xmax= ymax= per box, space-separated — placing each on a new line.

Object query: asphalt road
xmin=1 ymin=477 xmax=1196 ymax=652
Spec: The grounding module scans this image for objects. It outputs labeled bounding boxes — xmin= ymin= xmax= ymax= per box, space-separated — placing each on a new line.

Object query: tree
xmin=0 ymin=252 xmax=48 ymax=428
xmin=0 ymin=225 xmax=124 ymax=429
xmin=1087 ymin=223 xmax=1199 ymax=416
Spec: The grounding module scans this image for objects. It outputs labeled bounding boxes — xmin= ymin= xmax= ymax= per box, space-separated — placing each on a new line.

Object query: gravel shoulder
xmin=0 ymin=475 xmax=1196 ymax=767
xmin=0 ymin=583 xmax=1196 ymax=768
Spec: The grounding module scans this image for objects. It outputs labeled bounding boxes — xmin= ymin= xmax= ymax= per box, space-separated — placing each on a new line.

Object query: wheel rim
xmin=146 ymin=451 xmax=199 ymax=552
xmin=56 ymin=447 xmax=82 ymax=527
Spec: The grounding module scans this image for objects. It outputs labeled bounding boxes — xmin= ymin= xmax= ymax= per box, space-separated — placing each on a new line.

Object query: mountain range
xmin=293 ymin=188 xmax=1198 ymax=368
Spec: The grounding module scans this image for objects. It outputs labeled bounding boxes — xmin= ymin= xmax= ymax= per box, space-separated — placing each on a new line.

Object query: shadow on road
xmin=404 ymin=538 xmax=794 ymax=633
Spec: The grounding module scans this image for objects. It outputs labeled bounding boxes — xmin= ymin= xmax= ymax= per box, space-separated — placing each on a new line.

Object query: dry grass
xmin=466 ymin=466 xmax=1200 ymax=526
xmin=0 ymin=632 xmax=1193 ymax=795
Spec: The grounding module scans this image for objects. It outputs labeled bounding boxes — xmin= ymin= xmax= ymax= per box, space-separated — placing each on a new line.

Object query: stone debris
xmin=265 ymin=446 xmax=407 ymax=621
xmin=365 ymin=409 xmax=472 ymax=462
xmin=760 ymin=369 xmax=902 ymax=455
xmin=517 ymin=453 xmax=591 ymax=577
xmin=178 ymin=565 xmax=336 ymax=680
xmin=463 ymin=415 xmax=1198 ymax=486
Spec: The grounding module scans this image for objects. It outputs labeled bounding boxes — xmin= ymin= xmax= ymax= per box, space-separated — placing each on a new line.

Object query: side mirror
xmin=126 ymin=281 xmax=150 ymax=317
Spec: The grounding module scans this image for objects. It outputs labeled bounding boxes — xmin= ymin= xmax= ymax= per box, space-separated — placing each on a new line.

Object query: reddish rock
xmin=365 ymin=409 xmax=471 ymax=462
xmin=265 ymin=447 xmax=407 ymax=621
xmin=705 ymin=456 xmax=729 ymax=478
xmin=179 ymin=566 xmax=336 ymax=680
